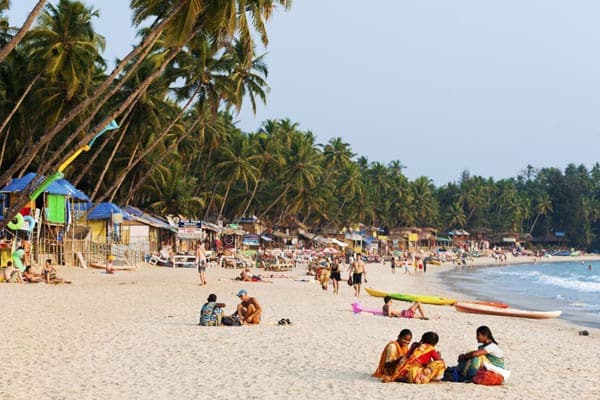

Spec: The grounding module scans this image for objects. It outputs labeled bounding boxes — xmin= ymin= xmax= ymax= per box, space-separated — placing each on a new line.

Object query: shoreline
xmin=428 ymin=253 xmax=600 ymax=330
xmin=1 ymin=258 xmax=599 ymax=399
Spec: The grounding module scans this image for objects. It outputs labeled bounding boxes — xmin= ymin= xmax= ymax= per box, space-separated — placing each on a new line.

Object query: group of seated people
xmin=3 ymin=259 xmax=65 ymax=284
xmin=198 ymin=289 xmax=262 ymax=326
xmin=373 ymin=325 xmax=507 ymax=384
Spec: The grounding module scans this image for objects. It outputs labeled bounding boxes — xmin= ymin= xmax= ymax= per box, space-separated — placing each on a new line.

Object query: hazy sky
xmin=9 ymin=1 xmax=600 ymax=185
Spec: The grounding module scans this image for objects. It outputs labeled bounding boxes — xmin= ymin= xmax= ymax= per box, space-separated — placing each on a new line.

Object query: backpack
xmin=222 ymin=314 xmax=241 ymax=326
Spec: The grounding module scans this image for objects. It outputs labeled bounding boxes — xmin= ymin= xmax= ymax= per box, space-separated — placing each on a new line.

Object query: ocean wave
xmin=536 ymin=275 xmax=600 ymax=293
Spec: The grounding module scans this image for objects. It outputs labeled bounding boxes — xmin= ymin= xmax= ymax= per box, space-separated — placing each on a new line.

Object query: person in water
xmin=382 ymin=296 xmax=428 ymax=320
xmin=457 ymin=325 xmax=505 ymax=380
xmin=373 ymin=329 xmax=413 ymax=379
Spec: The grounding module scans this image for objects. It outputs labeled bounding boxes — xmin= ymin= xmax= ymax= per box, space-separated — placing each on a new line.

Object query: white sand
xmin=1 ymin=256 xmax=599 ymax=399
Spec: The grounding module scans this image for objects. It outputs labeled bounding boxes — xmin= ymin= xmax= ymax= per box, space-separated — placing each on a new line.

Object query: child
xmin=106 ymin=255 xmax=116 ymax=274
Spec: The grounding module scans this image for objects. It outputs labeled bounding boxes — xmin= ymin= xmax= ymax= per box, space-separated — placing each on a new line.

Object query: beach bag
xmin=472 ymin=368 xmax=503 ymax=385
xmin=347 ymin=275 xmax=353 ymax=286
xmin=222 ymin=314 xmax=241 ymax=326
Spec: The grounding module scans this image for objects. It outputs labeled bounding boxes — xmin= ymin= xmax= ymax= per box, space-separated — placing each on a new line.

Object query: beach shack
xmin=85 ymin=202 xmax=131 ymax=243
xmin=122 ymin=206 xmax=175 ymax=255
xmin=0 ymin=172 xmax=90 ymax=266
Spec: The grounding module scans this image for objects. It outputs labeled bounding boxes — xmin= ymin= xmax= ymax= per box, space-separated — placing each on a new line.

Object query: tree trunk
xmin=89 ymin=120 xmax=131 ymax=200
xmin=94 ymin=85 xmax=201 ymax=203
xmin=218 ymin=181 xmax=233 ymax=220
xmin=0 ymin=3 xmax=185 ymax=190
xmin=259 ymin=181 xmax=293 ymax=220
xmin=0 ymin=74 xmax=40 ymax=167
xmin=121 ymin=115 xmax=205 ymax=204
xmin=0 ymin=0 xmax=47 ymax=64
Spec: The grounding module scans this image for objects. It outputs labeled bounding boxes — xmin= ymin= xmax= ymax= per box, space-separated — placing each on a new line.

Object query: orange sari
xmin=373 ymin=341 xmax=410 ymax=379
xmin=382 ymin=343 xmax=446 ymax=383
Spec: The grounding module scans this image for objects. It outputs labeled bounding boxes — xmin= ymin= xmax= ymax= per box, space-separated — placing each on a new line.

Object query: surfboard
xmin=351 ymin=302 xmax=383 ymax=315
xmin=365 ymin=287 xmax=457 ymax=305
xmin=454 ymin=302 xmax=562 ymax=319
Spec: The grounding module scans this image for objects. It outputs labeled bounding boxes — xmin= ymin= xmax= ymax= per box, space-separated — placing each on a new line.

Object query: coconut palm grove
xmin=2 ymin=1 xmax=600 ymax=250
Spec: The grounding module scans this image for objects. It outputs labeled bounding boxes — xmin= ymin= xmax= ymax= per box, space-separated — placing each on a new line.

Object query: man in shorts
xmin=236 ymin=289 xmax=262 ymax=325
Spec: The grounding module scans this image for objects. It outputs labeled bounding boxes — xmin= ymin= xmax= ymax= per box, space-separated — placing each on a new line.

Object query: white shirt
xmin=483 ymin=342 xmax=503 ymax=358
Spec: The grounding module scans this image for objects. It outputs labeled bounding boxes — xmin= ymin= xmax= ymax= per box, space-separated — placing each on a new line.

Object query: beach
xmin=1 ymin=257 xmax=599 ymax=399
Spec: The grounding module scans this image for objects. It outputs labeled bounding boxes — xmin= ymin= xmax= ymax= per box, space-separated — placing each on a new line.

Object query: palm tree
xmin=320 ymin=137 xmax=354 ymax=185
xmin=213 ymin=131 xmax=259 ymax=220
xmin=447 ymin=201 xmax=467 ymax=229
xmin=259 ymin=131 xmax=322 ymax=220
xmin=240 ymin=120 xmax=285 ymax=216
xmin=529 ymin=192 xmax=552 ymax=234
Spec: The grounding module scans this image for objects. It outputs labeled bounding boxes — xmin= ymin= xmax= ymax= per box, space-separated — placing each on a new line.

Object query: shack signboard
xmin=177 ymin=220 xmax=203 ymax=240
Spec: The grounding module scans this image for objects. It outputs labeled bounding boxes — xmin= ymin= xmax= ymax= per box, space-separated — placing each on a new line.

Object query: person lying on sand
xmin=236 ymin=289 xmax=261 ymax=325
xmin=23 ymin=266 xmax=43 ymax=283
xmin=236 ymin=269 xmax=272 ymax=282
xmin=382 ymin=296 xmax=428 ymax=320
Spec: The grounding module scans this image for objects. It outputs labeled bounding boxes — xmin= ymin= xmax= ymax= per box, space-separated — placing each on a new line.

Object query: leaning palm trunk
xmin=0 ymin=74 xmax=40 ymax=167
xmin=86 ymin=119 xmax=131 ymax=199
xmin=117 ymin=115 xmax=206 ymax=204
xmin=0 ymin=3 xmax=183 ymax=190
xmin=259 ymin=181 xmax=293 ymax=220
xmin=93 ymin=84 xmax=201 ymax=203
xmin=0 ymin=28 xmax=196 ymax=229
xmin=105 ymin=144 xmax=140 ymax=203
xmin=0 ymin=0 xmax=47 ymax=63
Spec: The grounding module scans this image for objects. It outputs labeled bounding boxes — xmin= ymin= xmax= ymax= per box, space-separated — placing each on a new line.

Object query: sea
xmin=440 ymin=260 xmax=600 ymax=328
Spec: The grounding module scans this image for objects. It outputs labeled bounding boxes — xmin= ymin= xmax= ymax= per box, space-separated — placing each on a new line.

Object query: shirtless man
xmin=236 ymin=289 xmax=262 ymax=325
xmin=349 ymin=255 xmax=367 ymax=297
xmin=196 ymin=240 xmax=207 ymax=285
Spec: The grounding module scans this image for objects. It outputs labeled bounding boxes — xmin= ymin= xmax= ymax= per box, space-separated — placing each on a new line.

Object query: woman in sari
xmin=457 ymin=325 xmax=505 ymax=379
xmin=373 ymin=329 xmax=413 ymax=379
xmin=382 ymin=331 xmax=446 ymax=384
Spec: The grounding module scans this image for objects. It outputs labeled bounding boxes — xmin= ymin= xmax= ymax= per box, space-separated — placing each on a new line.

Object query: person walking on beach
xmin=349 ymin=255 xmax=366 ymax=297
xmin=390 ymin=257 xmax=396 ymax=274
xmin=330 ymin=258 xmax=342 ymax=294
xmin=236 ymin=289 xmax=262 ymax=325
xmin=196 ymin=240 xmax=207 ymax=285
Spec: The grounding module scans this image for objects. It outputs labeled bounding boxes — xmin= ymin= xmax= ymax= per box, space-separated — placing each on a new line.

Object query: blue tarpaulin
xmin=86 ymin=202 xmax=132 ymax=220
xmin=1 ymin=172 xmax=90 ymax=201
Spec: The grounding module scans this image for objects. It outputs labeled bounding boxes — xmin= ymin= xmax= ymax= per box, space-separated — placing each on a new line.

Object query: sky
xmin=8 ymin=1 xmax=600 ymax=185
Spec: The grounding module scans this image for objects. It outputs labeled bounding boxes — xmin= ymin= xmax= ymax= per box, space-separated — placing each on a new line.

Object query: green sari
xmin=458 ymin=344 xmax=504 ymax=379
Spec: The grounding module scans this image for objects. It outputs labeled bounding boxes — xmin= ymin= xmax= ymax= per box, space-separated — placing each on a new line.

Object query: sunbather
xmin=382 ymin=296 xmax=428 ymax=320
xmin=23 ymin=266 xmax=43 ymax=283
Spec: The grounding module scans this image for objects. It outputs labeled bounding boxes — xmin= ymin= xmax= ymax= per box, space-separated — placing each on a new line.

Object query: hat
xmin=236 ymin=289 xmax=248 ymax=297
